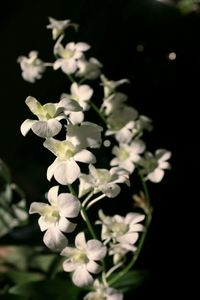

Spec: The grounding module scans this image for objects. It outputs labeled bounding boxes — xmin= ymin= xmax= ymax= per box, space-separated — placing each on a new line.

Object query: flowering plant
xmin=0 ymin=17 xmax=171 ymax=299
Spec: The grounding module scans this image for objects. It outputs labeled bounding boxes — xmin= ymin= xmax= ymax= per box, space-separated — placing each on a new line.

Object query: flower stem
xmin=86 ymin=194 xmax=106 ymax=210
xmin=67 ymin=74 xmax=75 ymax=83
xmin=81 ymin=205 xmax=97 ymax=240
xmin=89 ymin=101 xmax=107 ymax=124
xmin=108 ymin=174 xmax=152 ymax=286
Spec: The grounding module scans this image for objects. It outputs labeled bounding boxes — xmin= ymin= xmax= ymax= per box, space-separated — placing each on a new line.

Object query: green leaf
xmin=112 ymin=270 xmax=149 ymax=292
xmin=9 ymin=279 xmax=80 ymax=300
xmin=7 ymin=270 xmax=44 ymax=285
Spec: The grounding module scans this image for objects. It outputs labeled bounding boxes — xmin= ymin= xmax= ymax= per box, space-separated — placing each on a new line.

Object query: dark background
xmin=0 ymin=0 xmax=198 ymax=298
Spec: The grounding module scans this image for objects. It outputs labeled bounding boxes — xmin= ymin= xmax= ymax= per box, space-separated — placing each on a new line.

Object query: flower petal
xmin=63 ymin=259 xmax=76 ymax=272
xmin=32 ymin=119 xmax=62 ymax=138
xmin=29 ymin=202 xmax=48 ymax=215
xmin=74 ymin=149 xmax=96 ymax=164
xmin=54 ymin=159 xmax=80 ymax=185
xmin=47 ymin=185 xmax=59 ymax=205
xmin=86 ymin=261 xmax=101 ymax=274
xmin=72 ymin=265 xmax=93 ymax=287
xmin=20 ymin=119 xmax=37 ymax=136
xmin=148 ymin=169 xmax=164 ymax=183
xmin=43 ymin=226 xmax=68 ymax=251
xmin=75 ymin=232 xmax=87 ymax=250
xmin=58 ymin=193 xmax=80 ymax=218
xmin=117 ymin=232 xmax=139 ymax=245
xmin=38 ymin=216 xmax=53 ymax=231
xmin=101 ymin=183 xmax=121 ymax=198
xmin=86 ymin=240 xmax=107 ymax=261
xmin=58 ymin=216 xmax=77 ymax=233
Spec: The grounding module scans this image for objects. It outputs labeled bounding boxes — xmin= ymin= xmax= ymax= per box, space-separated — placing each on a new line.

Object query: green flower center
xmin=43 ymin=205 xmax=60 ymax=222
xmin=55 ymin=141 xmax=76 ymax=160
xmin=72 ymin=250 xmax=88 ymax=264
xmin=111 ymin=221 xmax=128 ymax=236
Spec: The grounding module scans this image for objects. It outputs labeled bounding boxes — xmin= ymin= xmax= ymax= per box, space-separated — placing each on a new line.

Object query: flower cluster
xmin=18 ymin=17 xmax=171 ymax=299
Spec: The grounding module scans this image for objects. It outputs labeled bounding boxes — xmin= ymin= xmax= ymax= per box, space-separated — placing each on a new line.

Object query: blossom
xmin=29 ymin=186 xmax=80 ymax=251
xmin=54 ymin=41 xmax=90 ymax=74
xmin=61 ymin=82 xmax=93 ymax=123
xmin=79 ymin=165 xmax=129 ymax=198
xmin=100 ymin=92 xmax=127 ymax=116
xmin=20 ymin=96 xmax=82 ymax=138
xmin=84 ymin=280 xmax=123 ymax=300
xmin=105 ymin=106 xmax=138 ymax=143
xmin=110 ymin=140 xmax=145 ymax=173
xmin=100 ymin=74 xmax=130 ymax=98
xmin=139 ymin=149 xmax=172 ymax=183
xmin=97 ymin=210 xmax=145 ymax=246
xmin=61 ymin=232 xmax=107 ymax=287
xmin=108 ymin=242 xmax=136 ymax=264
xmin=76 ymin=57 xmax=103 ymax=79
xmin=47 ymin=17 xmax=78 ymax=40
xmin=66 ymin=122 xmax=103 ymax=149
xmin=17 ymin=51 xmax=45 ymax=83
xmin=44 ymin=138 xmax=96 ymax=185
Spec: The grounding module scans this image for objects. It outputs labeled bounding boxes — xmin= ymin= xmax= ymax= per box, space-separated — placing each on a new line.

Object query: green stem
xmin=68 ymin=184 xmax=76 ymax=196
xmin=89 ymin=101 xmax=107 ymax=124
xmin=108 ymin=174 xmax=152 ymax=286
xmin=81 ymin=205 xmax=97 ymax=240
xmin=67 ymin=74 xmax=75 ymax=83
xmin=48 ymin=255 xmax=63 ymax=279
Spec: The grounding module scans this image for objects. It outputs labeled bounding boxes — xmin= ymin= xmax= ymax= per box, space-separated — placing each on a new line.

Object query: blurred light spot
xmin=136 ymin=44 xmax=144 ymax=52
xmin=104 ymin=140 xmax=111 ymax=147
xmin=168 ymin=52 xmax=176 ymax=61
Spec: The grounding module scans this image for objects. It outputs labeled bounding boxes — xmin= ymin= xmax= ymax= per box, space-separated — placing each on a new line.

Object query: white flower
xmin=110 ymin=140 xmax=145 ymax=173
xmin=47 ymin=17 xmax=78 ymax=40
xmin=97 ymin=210 xmax=145 ymax=247
xmin=139 ymin=149 xmax=171 ymax=183
xmin=79 ymin=165 xmax=129 ymax=198
xmin=100 ymin=92 xmax=127 ymax=116
xmin=105 ymin=106 xmax=138 ymax=142
xmin=20 ymin=96 xmax=82 ymax=138
xmin=76 ymin=57 xmax=103 ymax=79
xmin=61 ymin=232 xmax=107 ymax=287
xmin=84 ymin=280 xmax=123 ymax=300
xmin=54 ymin=41 xmax=90 ymax=74
xmin=61 ymin=82 xmax=93 ymax=123
xmin=66 ymin=122 xmax=103 ymax=149
xmin=29 ymin=186 xmax=80 ymax=251
xmin=17 ymin=51 xmax=45 ymax=83
xmin=108 ymin=242 xmax=136 ymax=264
xmin=100 ymin=74 xmax=130 ymax=98
xmin=44 ymin=138 xmax=96 ymax=185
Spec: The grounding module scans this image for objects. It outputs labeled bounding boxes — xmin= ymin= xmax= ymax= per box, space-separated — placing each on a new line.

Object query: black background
xmin=0 ymin=0 xmax=198 ymax=298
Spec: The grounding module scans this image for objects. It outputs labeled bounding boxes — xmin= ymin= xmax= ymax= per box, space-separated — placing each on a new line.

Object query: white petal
xmin=72 ymin=265 xmax=93 ymax=287
xmin=69 ymin=111 xmax=84 ymax=124
xmin=76 ymin=42 xmax=90 ymax=52
xmin=101 ymin=183 xmax=121 ymax=198
xmin=32 ymin=119 xmax=62 ymax=138
xmin=117 ymin=232 xmax=139 ymax=245
xmin=61 ymin=59 xmax=77 ymax=74
xmin=20 ymin=119 xmax=37 ymax=136
xmin=125 ymin=213 xmax=145 ymax=225
xmin=29 ymin=202 xmax=48 ymax=215
xmin=25 ymin=96 xmax=41 ymax=115
xmin=58 ymin=97 xmax=82 ymax=112
xmin=148 ymin=169 xmax=164 ymax=183
xmin=86 ymin=261 xmax=101 ymax=274
xmin=86 ymin=240 xmax=107 ymax=261
xmin=58 ymin=193 xmax=80 ymax=217
xmin=63 ymin=260 xmax=76 ymax=272
xmin=53 ymin=59 xmax=64 ymax=70
xmin=47 ymin=185 xmax=59 ymax=205
xmin=75 ymin=232 xmax=87 ymax=250
xmin=43 ymin=226 xmax=68 ymax=251
xmin=54 ymin=160 xmax=80 ymax=185
xmin=47 ymin=158 xmax=62 ymax=181
xmin=58 ymin=216 xmax=77 ymax=233
xmin=38 ymin=216 xmax=52 ymax=231
xmin=74 ymin=149 xmax=96 ymax=164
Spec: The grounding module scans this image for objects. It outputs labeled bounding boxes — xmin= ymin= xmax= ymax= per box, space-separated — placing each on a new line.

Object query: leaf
xmin=9 ymin=279 xmax=80 ymax=300
xmin=112 ymin=269 xmax=149 ymax=292
xmin=7 ymin=270 xmax=44 ymax=285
